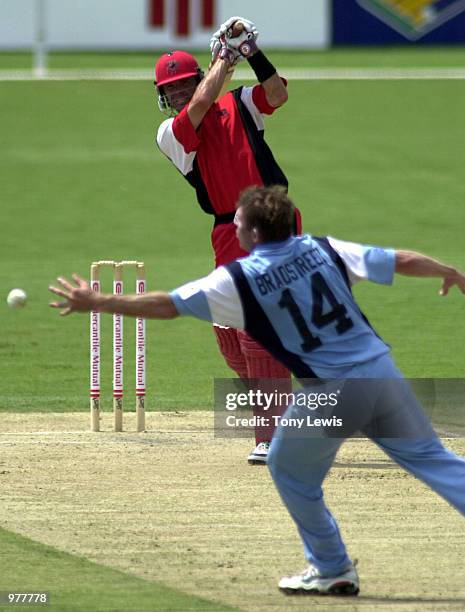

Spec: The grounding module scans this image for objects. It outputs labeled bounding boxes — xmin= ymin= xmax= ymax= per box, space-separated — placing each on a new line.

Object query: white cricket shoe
xmin=279 ymin=563 xmax=359 ymax=596
xmin=247 ymin=441 xmax=270 ymax=465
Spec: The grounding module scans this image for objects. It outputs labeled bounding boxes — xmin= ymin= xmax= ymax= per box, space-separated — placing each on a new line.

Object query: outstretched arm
xmin=49 ymin=275 xmax=178 ymax=319
xmin=395 ymin=250 xmax=465 ymax=296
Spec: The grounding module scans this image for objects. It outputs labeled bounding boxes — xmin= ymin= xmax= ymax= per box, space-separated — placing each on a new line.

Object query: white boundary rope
xmin=1 ymin=67 xmax=465 ymax=81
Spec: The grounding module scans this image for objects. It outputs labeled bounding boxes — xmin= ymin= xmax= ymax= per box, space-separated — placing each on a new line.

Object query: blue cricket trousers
xmin=267 ymin=353 xmax=465 ymax=576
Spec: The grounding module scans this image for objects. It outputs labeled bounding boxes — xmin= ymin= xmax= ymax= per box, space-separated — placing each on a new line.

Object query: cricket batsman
xmin=153 ymin=15 xmax=302 ymax=464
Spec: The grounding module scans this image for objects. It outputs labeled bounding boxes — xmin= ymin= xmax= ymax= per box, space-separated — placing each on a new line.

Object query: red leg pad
xmin=237 ymin=331 xmax=290 ymax=379
xmin=213 ymin=326 xmax=248 ymax=379
xmin=237 ymin=331 xmax=292 ymax=444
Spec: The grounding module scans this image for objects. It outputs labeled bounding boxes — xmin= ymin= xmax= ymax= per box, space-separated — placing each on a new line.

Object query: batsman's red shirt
xmin=157 ymin=83 xmax=301 ymax=266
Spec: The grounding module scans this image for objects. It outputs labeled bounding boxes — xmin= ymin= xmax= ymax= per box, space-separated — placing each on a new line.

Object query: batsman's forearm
xmin=188 ymin=59 xmax=230 ymax=129
xmin=193 ymin=60 xmax=229 ymax=108
xmin=215 ymin=65 xmax=235 ymax=101
xmin=93 ymin=292 xmax=178 ymax=320
xmin=262 ymin=73 xmax=288 ymax=108
xmin=395 ymin=250 xmax=457 ymax=278
xmin=246 ymin=50 xmax=287 ymax=107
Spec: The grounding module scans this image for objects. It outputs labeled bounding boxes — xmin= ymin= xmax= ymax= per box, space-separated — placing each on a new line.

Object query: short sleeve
xmin=327 ymin=237 xmax=396 ymax=285
xmin=240 ymin=86 xmax=265 ymax=129
xmin=156 ymin=115 xmax=197 ymax=175
xmin=251 ymin=78 xmax=288 ymax=115
xmin=172 ymin=105 xmax=200 ymax=153
xmin=170 ymin=267 xmax=245 ymax=329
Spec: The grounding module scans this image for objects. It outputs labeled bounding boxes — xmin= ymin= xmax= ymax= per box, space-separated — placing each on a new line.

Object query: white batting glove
xmin=226 ymin=29 xmax=258 ymax=53
xmin=215 ymin=18 xmax=259 ymax=60
xmin=210 ymin=34 xmax=222 ymax=61
xmin=211 ymin=17 xmax=257 ymax=63
xmin=210 ymin=34 xmax=243 ymax=65
xmin=215 ymin=16 xmax=258 ymax=39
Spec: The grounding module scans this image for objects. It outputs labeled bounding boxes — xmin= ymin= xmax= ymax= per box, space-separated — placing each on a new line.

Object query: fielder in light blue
xmin=50 ymin=186 xmax=465 ymax=597
xmin=169 ymin=186 xmax=465 ymax=596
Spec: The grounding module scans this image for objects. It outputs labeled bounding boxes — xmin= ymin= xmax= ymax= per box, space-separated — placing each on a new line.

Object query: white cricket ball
xmin=7 ymin=288 xmax=27 ymax=309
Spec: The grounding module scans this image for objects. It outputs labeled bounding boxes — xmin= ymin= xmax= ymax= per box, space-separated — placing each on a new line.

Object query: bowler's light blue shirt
xmin=171 ymin=235 xmax=396 ymax=378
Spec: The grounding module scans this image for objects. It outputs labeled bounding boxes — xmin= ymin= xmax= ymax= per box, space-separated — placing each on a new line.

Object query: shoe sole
xmin=280 ymin=582 xmax=359 ymax=596
xmin=247 ymin=457 xmax=267 ymax=465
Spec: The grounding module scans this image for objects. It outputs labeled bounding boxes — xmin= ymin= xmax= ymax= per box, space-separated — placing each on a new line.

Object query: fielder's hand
xmin=49 ymin=274 xmax=96 ymax=315
xmin=440 ymin=270 xmax=465 ymax=296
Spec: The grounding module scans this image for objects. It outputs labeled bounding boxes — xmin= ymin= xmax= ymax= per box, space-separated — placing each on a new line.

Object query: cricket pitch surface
xmin=1 ymin=411 xmax=465 ymax=611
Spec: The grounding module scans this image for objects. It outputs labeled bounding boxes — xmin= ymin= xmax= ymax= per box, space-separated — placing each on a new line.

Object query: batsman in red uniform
xmin=155 ymin=16 xmax=301 ymax=464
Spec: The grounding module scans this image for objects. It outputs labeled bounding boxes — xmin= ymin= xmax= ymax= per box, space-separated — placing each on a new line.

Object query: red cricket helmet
xmin=155 ymin=50 xmax=203 ymax=87
xmin=154 ymin=50 xmax=204 ymax=115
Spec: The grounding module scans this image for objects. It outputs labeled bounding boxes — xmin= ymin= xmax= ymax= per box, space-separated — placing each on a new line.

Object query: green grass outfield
xmin=0 ymin=528 xmax=241 ymax=611
xmin=1 ymin=47 xmax=465 ymax=612
xmin=3 ymin=47 xmax=465 ymax=69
